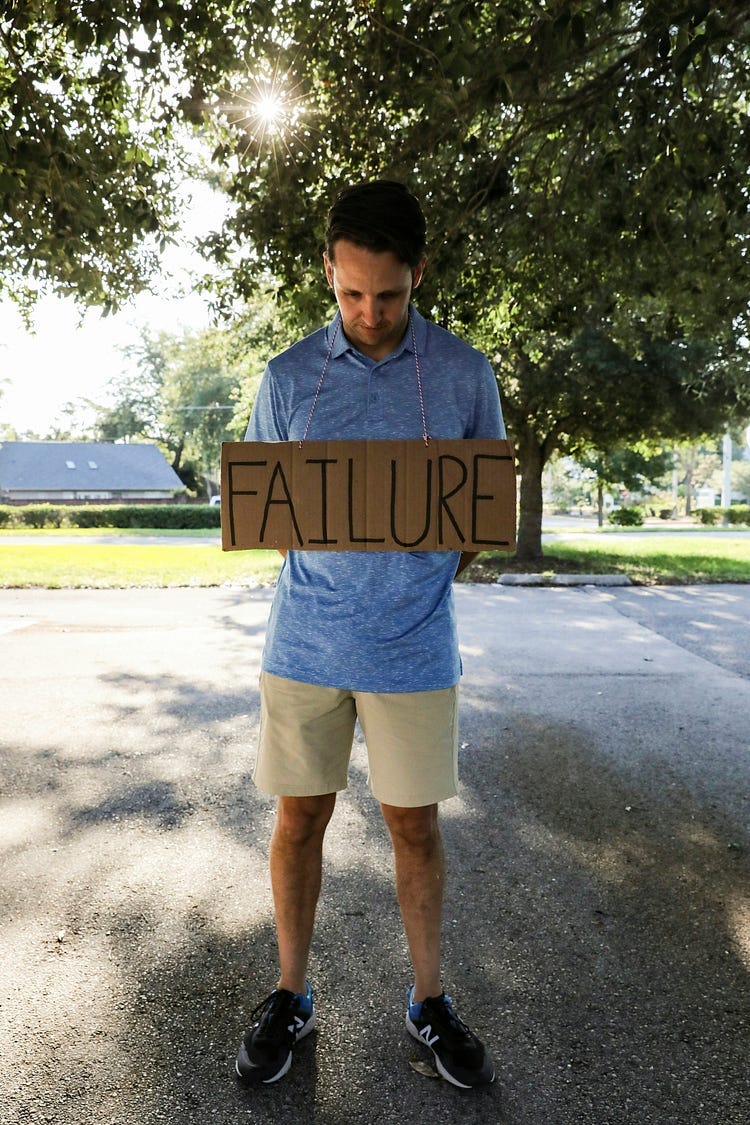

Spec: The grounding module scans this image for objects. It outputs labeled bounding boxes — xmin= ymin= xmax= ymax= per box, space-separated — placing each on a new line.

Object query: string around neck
xmin=299 ymin=312 xmax=341 ymax=447
xmin=298 ymin=309 xmax=431 ymax=447
xmin=410 ymin=312 xmax=431 ymax=446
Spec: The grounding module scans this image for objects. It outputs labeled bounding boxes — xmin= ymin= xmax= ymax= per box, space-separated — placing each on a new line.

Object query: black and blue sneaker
xmin=236 ymin=982 xmax=315 ymax=1084
xmin=406 ymin=986 xmax=495 ymax=1088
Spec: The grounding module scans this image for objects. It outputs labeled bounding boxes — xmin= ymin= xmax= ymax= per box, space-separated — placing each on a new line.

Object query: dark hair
xmin=325 ymin=180 xmax=426 ymax=268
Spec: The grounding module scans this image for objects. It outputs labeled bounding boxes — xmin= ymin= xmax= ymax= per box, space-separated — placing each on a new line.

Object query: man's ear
xmin=323 ymin=252 xmax=334 ymax=288
xmin=412 ymin=255 xmax=427 ymax=289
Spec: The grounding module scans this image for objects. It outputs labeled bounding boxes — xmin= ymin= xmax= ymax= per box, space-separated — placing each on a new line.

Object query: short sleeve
xmin=244 ymin=365 xmax=287 ymax=442
xmin=466 ymin=358 xmax=506 ymax=440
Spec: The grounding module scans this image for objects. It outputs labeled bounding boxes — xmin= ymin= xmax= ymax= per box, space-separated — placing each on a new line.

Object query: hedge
xmin=695 ymin=506 xmax=750 ymax=527
xmin=0 ymin=504 xmax=221 ymax=529
xmin=2 ymin=503 xmax=747 ymax=533
xmin=68 ymin=504 xmax=221 ymax=529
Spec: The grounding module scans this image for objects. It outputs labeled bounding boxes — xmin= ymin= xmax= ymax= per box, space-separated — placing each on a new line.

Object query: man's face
xmin=324 ymin=239 xmax=426 ymax=361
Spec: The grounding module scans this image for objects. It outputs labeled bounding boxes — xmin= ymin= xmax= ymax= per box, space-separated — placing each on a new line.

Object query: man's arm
xmin=455 ymin=354 xmax=507 ymax=581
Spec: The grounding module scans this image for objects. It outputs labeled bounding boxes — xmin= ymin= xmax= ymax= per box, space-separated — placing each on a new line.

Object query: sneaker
xmin=236 ymin=982 xmax=315 ymax=1084
xmin=406 ymin=986 xmax=495 ymax=1088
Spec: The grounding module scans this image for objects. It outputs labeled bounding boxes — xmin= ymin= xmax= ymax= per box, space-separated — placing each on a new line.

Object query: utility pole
xmin=721 ymin=432 xmax=732 ymax=514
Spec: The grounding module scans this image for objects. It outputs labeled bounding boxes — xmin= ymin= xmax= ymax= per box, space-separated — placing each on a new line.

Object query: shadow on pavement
xmin=2 ymin=587 xmax=750 ymax=1123
xmin=455 ymin=693 xmax=750 ymax=1124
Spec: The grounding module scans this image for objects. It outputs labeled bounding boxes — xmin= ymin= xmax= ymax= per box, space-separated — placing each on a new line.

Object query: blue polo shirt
xmin=245 ymin=306 xmax=505 ymax=692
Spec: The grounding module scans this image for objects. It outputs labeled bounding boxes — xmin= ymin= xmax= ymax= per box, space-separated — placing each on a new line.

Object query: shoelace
xmin=250 ymin=990 xmax=298 ymax=1045
xmin=425 ymin=995 xmax=474 ymax=1040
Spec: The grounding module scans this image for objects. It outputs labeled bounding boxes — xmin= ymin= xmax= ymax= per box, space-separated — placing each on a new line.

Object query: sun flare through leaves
xmin=215 ymin=64 xmax=313 ymax=172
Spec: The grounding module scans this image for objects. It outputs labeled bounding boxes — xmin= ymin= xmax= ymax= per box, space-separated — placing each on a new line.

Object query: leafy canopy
xmin=196 ymin=1 xmax=750 ymax=555
xmin=0 ymin=0 xmax=244 ymax=312
xmin=4 ymin=1 xmax=750 ymax=556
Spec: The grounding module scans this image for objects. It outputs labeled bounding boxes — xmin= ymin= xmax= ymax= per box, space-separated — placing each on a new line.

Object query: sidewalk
xmin=1 ymin=585 xmax=749 ymax=1124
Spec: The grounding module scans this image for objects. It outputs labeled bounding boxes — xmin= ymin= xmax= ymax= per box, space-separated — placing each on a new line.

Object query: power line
xmin=172 ymin=404 xmax=235 ymax=412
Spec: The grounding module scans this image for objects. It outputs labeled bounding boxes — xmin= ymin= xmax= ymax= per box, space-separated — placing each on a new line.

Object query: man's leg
xmin=381 ymin=799 xmax=495 ymax=1088
xmin=380 ymin=801 xmax=443 ymax=1001
xmin=271 ymin=792 xmax=337 ymax=994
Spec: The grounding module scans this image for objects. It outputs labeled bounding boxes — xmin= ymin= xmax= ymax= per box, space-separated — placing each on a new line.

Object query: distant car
xmin=209 ymin=495 xmax=221 ymax=506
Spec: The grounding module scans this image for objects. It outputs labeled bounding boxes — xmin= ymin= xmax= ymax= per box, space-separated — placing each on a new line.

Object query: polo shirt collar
xmin=327 ymin=304 xmax=427 ymax=361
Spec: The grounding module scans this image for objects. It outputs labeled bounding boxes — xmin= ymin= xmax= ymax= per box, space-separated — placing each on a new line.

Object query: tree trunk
xmin=515 ymin=433 xmax=545 ymax=561
xmin=683 ymin=446 xmax=697 ymax=516
xmin=171 ymin=438 xmax=185 ymax=475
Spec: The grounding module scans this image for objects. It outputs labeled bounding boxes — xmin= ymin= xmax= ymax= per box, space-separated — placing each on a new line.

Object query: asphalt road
xmin=1 ymin=584 xmax=749 ymax=1125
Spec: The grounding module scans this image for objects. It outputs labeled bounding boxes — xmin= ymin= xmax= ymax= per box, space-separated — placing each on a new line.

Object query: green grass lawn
xmin=469 ymin=536 xmax=750 ymax=585
xmin=1 ymin=533 xmax=749 ymax=587
xmin=0 ymin=543 xmax=282 ymax=588
xmin=0 ymin=526 xmax=220 ymax=538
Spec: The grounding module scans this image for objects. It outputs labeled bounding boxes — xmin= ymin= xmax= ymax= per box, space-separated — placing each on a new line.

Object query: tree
xmin=97 ymin=326 xmax=239 ymax=494
xmin=0 ymin=0 xmax=245 ymax=312
xmin=493 ymin=327 xmax=750 ymax=553
xmin=5 ymin=2 xmax=750 ymax=555
xmin=672 ymin=439 xmax=727 ymax=514
xmin=96 ymin=296 xmax=291 ymax=492
xmin=195 ymin=0 xmax=750 ymax=557
xmin=577 ymin=445 xmax=674 ymax=524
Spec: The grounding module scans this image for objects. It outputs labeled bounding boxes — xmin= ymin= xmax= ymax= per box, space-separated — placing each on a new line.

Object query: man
xmin=235 ymin=180 xmax=505 ymax=1089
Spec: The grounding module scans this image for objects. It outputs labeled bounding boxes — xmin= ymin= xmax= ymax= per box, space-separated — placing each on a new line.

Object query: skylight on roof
xmin=88 ymin=461 xmax=98 ymax=469
xmin=65 ymin=460 xmax=76 ymax=469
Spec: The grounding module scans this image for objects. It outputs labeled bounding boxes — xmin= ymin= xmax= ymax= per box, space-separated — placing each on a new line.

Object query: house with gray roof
xmin=0 ymin=442 xmax=184 ymax=505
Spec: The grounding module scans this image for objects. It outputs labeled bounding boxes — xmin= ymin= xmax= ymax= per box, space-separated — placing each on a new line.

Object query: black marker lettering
xmin=260 ymin=461 xmax=303 ymax=546
xmin=305 ymin=458 xmax=339 ymax=544
xmin=390 ymin=458 xmax=432 ymax=548
xmin=227 ymin=459 xmax=267 ymax=548
xmin=472 ymin=454 xmax=508 ymax=545
xmin=348 ymin=458 xmax=385 ymax=543
xmin=438 ymin=454 xmax=467 ymax=545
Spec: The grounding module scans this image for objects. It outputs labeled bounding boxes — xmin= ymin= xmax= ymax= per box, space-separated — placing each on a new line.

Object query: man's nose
xmin=361 ymin=296 xmax=383 ymax=325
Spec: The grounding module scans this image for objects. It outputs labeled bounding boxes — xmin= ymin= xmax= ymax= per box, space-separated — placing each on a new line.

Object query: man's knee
xmin=274 ymin=793 xmax=337 ymax=847
xmin=381 ymin=802 xmax=440 ymax=852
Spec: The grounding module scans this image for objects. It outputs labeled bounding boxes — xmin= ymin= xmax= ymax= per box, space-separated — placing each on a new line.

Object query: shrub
xmin=608 ymin=506 xmax=645 ymax=527
xmin=727 ymin=505 xmax=750 ymax=526
xmin=19 ymin=504 xmax=66 ymax=528
xmin=696 ymin=507 xmax=720 ymax=525
xmin=131 ymin=504 xmax=221 ymax=529
xmin=67 ymin=507 xmax=118 ymax=528
xmin=66 ymin=504 xmax=221 ymax=529
xmin=0 ymin=505 xmax=17 ymax=528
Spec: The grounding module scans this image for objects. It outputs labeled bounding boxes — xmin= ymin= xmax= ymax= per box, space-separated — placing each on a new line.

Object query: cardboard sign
xmin=221 ymin=438 xmax=516 ymax=553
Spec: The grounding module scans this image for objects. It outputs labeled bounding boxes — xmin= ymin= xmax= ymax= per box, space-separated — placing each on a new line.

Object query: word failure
xmin=221 ymin=437 xmax=516 ymax=553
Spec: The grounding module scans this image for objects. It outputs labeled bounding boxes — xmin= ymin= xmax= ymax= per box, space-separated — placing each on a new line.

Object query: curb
xmin=496 ymin=573 xmax=632 ymax=587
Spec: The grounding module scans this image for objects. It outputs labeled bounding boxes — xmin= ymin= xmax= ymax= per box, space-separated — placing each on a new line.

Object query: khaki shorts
xmin=255 ymin=671 xmax=459 ymax=807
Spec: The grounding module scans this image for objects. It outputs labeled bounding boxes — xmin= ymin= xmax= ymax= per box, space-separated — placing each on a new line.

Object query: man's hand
xmin=454 ymin=552 xmax=478 ymax=579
